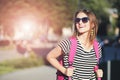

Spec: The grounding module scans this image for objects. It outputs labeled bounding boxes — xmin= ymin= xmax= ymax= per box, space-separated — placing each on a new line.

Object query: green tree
xmin=109 ymin=0 xmax=120 ymax=38
xmin=0 ymin=0 xmax=113 ymax=37
xmin=0 ymin=0 xmax=78 ymax=36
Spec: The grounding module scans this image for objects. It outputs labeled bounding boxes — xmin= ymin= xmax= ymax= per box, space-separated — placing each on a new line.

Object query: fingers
xmin=65 ymin=67 xmax=75 ymax=76
xmin=96 ymin=69 xmax=103 ymax=77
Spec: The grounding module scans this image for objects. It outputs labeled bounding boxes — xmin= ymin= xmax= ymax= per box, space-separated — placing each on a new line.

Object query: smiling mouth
xmin=79 ymin=26 xmax=85 ymax=28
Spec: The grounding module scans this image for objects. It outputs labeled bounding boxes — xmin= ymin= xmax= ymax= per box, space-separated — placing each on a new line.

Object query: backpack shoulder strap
xmin=68 ymin=36 xmax=77 ymax=66
xmin=56 ymin=36 xmax=77 ymax=80
xmin=93 ymin=39 xmax=99 ymax=62
xmin=93 ymin=40 xmax=102 ymax=80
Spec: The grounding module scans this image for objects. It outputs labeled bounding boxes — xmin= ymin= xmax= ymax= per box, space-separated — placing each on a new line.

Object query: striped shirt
xmin=58 ymin=38 xmax=102 ymax=80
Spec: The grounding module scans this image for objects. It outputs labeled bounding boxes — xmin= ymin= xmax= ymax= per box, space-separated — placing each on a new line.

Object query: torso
xmin=58 ymin=38 xmax=102 ymax=80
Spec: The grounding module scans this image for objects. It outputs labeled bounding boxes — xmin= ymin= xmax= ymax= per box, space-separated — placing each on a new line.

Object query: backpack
xmin=57 ymin=36 xmax=101 ymax=80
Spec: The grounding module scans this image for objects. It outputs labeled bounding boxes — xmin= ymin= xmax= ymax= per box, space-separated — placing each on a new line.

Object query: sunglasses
xmin=75 ymin=17 xmax=89 ymax=23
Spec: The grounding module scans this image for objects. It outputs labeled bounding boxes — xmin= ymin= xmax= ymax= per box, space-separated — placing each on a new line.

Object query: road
xmin=0 ymin=65 xmax=56 ymax=80
xmin=0 ymin=42 xmax=57 ymax=80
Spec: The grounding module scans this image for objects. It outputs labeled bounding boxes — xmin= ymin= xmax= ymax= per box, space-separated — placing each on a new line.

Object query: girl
xmin=47 ymin=9 xmax=103 ymax=80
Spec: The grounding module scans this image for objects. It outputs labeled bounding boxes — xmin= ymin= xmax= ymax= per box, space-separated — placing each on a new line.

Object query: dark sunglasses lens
xmin=75 ymin=18 xmax=80 ymax=23
xmin=75 ymin=17 xmax=89 ymax=23
xmin=82 ymin=17 xmax=89 ymax=23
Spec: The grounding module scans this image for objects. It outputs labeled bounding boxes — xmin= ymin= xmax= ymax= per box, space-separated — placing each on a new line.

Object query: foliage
xmin=0 ymin=0 xmax=78 ymax=36
xmin=0 ymin=0 xmax=118 ymax=37
xmin=109 ymin=0 xmax=120 ymax=24
xmin=0 ymin=52 xmax=44 ymax=75
xmin=108 ymin=0 xmax=120 ymax=37
xmin=109 ymin=0 xmax=120 ymax=12
xmin=0 ymin=66 xmax=15 ymax=75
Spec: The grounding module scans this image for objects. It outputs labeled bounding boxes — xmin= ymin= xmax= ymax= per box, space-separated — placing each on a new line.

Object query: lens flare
xmin=13 ymin=16 xmax=38 ymax=40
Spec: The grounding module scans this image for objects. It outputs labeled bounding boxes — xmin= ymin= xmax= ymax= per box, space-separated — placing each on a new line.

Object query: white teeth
xmin=79 ymin=26 xmax=84 ymax=28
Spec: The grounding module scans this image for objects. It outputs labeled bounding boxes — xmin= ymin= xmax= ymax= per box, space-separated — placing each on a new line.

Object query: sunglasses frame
xmin=75 ymin=17 xmax=89 ymax=23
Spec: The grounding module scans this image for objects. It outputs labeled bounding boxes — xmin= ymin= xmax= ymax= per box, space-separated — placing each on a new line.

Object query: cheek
xmin=85 ymin=22 xmax=91 ymax=29
xmin=86 ymin=24 xmax=91 ymax=30
xmin=76 ymin=24 xmax=80 ymax=30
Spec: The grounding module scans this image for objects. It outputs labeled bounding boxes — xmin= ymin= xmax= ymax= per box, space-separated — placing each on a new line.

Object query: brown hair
xmin=73 ymin=9 xmax=98 ymax=42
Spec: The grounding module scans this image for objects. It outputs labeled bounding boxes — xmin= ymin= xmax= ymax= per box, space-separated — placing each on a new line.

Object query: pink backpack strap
xmin=93 ymin=39 xmax=102 ymax=80
xmin=93 ymin=39 xmax=99 ymax=62
xmin=68 ymin=36 xmax=77 ymax=66
xmin=68 ymin=36 xmax=77 ymax=80
xmin=57 ymin=36 xmax=77 ymax=80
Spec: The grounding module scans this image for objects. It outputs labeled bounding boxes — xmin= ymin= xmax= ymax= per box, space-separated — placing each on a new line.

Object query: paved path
xmin=0 ymin=65 xmax=56 ymax=80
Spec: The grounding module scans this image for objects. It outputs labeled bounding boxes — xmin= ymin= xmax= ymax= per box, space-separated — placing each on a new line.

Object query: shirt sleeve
xmin=58 ymin=38 xmax=71 ymax=54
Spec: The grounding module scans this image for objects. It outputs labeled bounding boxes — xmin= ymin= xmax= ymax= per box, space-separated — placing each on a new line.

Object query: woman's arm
xmin=46 ymin=45 xmax=74 ymax=77
xmin=46 ymin=46 xmax=66 ymax=74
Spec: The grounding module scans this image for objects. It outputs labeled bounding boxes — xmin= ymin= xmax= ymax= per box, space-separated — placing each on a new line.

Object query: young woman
xmin=46 ymin=9 xmax=103 ymax=80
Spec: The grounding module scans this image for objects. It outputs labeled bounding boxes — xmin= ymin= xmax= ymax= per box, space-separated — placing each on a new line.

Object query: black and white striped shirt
xmin=58 ymin=38 xmax=102 ymax=80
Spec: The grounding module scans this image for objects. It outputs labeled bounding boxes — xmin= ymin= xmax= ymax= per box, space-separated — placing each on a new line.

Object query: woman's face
xmin=75 ymin=12 xmax=91 ymax=34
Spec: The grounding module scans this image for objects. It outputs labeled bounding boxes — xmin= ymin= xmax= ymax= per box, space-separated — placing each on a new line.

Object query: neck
xmin=77 ymin=34 xmax=93 ymax=52
xmin=77 ymin=33 xmax=89 ymax=44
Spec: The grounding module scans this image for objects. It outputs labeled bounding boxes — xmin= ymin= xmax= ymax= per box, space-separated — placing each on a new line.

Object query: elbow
xmin=46 ymin=47 xmax=60 ymax=63
xmin=46 ymin=52 xmax=53 ymax=63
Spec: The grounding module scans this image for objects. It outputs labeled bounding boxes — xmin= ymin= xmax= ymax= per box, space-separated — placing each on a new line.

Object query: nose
xmin=78 ymin=20 xmax=82 ymax=24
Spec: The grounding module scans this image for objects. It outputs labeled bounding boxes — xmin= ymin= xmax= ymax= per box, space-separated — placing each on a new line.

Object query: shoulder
xmin=58 ymin=38 xmax=71 ymax=46
xmin=57 ymin=38 xmax=71 ymax=54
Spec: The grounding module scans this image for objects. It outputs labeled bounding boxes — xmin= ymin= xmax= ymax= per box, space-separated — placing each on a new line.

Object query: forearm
xmin=46 ymin=46 xmax=68 ymax=75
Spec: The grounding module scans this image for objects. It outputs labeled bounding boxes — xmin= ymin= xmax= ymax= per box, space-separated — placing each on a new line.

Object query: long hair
xmin=73 ymin=9 xmax=98 ymax=43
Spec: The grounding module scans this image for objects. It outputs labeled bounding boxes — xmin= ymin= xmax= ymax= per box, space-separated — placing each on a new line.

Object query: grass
xmin=0 ymin=51 xmax=44 ymax=75
xmin=0 ymin=66 xmax=15 ymax=75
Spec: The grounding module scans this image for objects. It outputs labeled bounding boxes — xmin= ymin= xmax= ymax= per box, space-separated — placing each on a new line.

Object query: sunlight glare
xmin=14 ymin=17 xmax=37 ymax=40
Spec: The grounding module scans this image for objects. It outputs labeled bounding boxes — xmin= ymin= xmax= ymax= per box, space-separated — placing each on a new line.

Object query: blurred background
xmin=0 ymin=0 xmax=120 ymax=80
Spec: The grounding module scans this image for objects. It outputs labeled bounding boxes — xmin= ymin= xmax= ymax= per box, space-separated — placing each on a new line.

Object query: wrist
xmin=61 ymin=67 xmax=66 ymax=75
